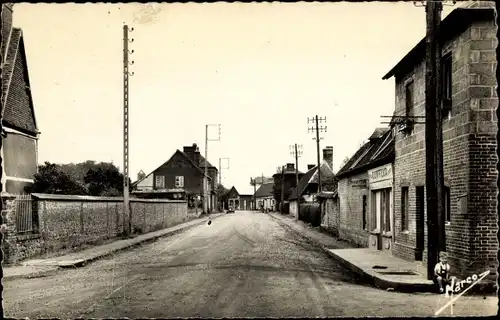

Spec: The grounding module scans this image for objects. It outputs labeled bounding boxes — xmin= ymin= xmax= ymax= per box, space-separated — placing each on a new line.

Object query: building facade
xmin=336 ymin=128 xmax=395 ymax=248
xmin=1 ymin=4 xmax=40 ymax=194
xmin=253 ymin=182 xmax=275 ymax=211
xmin=272 ymin=163 xmax=304 ymax=213
xmin=132 ymin=144 xmax=216 ymax=213
xmin=382 ymin=4 xmax=497 ymax=283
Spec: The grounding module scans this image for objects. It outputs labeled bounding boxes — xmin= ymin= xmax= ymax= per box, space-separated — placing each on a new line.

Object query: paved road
xmin=3 ymin=212 xmax=497 ymax=318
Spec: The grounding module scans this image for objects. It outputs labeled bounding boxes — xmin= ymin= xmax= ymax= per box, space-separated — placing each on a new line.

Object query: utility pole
xmin=204 ymin=124 xmax=221 ymax=214
xmin=308 ymin=115 xmax=327 ymax=192
xmin=421 ymin=0 xmax=445 ymax=280
xmin=290 ymin=144 xmax=303 ymax=220
xmin=218 ymin=157 xmax=229 ymax=211
xmin=123 ymin=24 xmax=134 ymax=236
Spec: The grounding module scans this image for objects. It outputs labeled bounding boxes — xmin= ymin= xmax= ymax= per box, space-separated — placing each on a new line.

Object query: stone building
xmin=335 ymin=128 xmax=395 ymax=248
xmin=382 ymin=4 xmax=497 ymax=284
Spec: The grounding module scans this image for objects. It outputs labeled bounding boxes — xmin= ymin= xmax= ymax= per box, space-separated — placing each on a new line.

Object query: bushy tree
xmin=26 ymin=162 xmax=88 ymax=195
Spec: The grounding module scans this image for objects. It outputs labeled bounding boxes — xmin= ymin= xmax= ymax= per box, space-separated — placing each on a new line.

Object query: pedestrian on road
xmin=434 ymin=251 xmax=452 ymax=293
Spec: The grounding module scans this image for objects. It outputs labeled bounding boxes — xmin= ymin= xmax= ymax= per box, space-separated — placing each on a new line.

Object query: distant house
xmin=288 ymin=146 xmax=335 ymax=220
xmin=253 ymin=182 xmax=275 ymax=211
xmin=132 ymin=143 xmax=218 ymax=213
xmin=1 ymin=4 xmax=40 ymax=194
xmin=224 ymin=186 xmax=252 ymax=211
xmin=272 ymin=163 xmax=304 ymax=213
xmin=335 ymin=127 xmax=395 ymax=249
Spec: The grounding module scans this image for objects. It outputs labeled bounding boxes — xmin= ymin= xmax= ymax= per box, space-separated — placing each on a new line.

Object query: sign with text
xmin=350 ymin=179 xmax=368 ymax=188
xmin=368 ymin=164 xmax=393 ymax=184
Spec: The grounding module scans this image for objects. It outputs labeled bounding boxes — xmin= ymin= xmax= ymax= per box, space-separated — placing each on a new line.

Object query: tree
xmin=137 ymin=170 xmax=146 ymax=181
xmin=84 ymin=164 xmax=129 ymax=196
xmin=27 ymin=162 xmax=88 ymax=195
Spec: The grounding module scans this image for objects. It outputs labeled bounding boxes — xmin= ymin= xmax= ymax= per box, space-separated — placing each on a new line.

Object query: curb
xmin=269 ymin=213 xmax=435 ymax=294
xmin=4 ymin=214 xmax=223 ymax=281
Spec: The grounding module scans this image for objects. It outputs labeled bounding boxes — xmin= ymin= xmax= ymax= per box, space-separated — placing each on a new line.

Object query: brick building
xmin=1 ymin=3 xmax=40 ymax=194
xmin=335 ymin=128 xmax=395 ymax=248
xmin=132 ymin=143 xmax=217 ymax=213
xmin=382 ymin=5 xmax=497 ymax=283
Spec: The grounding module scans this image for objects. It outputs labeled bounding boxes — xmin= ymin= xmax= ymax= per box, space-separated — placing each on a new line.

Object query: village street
xmin=3 ymin=212 xmax=496 ymax=318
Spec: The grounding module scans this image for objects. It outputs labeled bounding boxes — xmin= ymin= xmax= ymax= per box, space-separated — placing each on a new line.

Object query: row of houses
xmin=316 ymin=3 xmax=497 ymax=284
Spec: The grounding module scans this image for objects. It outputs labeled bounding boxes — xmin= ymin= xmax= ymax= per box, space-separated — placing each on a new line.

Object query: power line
xmin=307 ymin=115 xmax=327 ymax=191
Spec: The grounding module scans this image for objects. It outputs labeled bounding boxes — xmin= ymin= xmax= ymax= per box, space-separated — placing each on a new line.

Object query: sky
xmin=12 ymin=2 xmax=455 ymax=194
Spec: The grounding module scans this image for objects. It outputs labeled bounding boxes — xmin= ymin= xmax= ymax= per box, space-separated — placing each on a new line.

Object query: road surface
xmin=3 ymin=211 xmax=497 ymax=318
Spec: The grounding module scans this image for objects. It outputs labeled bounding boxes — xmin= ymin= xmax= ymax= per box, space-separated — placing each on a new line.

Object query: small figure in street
xmin=434 ymin=251 xmax=451 ymax=293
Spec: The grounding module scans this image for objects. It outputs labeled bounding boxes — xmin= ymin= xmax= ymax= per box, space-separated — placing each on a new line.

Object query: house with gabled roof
xmin=223 ymin=186 xmax=252 ymax=211
xmin=1 ymin=4 xmax=40 ymax=194
xmin=132 ymin=143 xmax=218 ymax=213
xmin=288 ymin=146 xmax=336 ymax=220
xmin=253 ymin=182 xmax=275 ymax=212
xmin=335 ymin=127 xmax=395 ymax=249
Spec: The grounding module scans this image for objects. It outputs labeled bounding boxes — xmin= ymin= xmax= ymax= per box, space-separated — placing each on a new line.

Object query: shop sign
xmin=350 ymin=179 xmax=367 ymax=188
xmin=368 ymin=164 xmax=393 ymax=184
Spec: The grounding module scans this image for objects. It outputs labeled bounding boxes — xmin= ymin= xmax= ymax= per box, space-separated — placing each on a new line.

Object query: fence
xmin=14 ymin=194 xmax=36 ymax=234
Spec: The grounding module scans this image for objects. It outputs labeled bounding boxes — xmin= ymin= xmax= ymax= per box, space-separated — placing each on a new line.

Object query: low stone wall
xmin=1 ymin=193 xmax=188 ymax=264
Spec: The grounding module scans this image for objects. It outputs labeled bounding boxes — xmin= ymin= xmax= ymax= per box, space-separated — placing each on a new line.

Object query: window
xmin=362 ymin=195 xmax=367 ymax=230
xmin=441 ymin=52 xmax=452 ymax=118
xmin=155 ymin=175 xmax=165 ymax=189
xmin=175 ymin=176 xmax=184 ymax=188
xmin=444 ymin=186 xmax=451 ymax=222
xmin=405 ymin=80 xmax=414 ymax=118
xmin=401 ymin=187 xmax=409 ymax=231
xmin=371 ymin=191 xmax=377 ymax=231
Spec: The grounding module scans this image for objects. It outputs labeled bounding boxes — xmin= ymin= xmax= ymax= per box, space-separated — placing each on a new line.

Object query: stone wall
xmin=322 ymin=197 xmax=340 ymax=237
xmin=1 ymin=193 xmax=188 ymax=264
xmin=337 ymin=173 xmax=370 ymax=247
xmin=391 ymin=14 xmax=498 ymax=283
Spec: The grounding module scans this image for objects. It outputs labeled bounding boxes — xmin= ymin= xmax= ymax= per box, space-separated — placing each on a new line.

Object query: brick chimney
xmin=307 ymin=164 xmax=315 ymax=170
xmin=193 ymin=143 xmax=201 ymax=166
xmin=286 ymin=163 xmax=295 ymax=172
xmin=1 ymin=4 xmax=14 ymax=60
xmin=183 ymin=143 xmax=197 ymax=163
xmin=323 ymin=146 xmax=333 ymax=169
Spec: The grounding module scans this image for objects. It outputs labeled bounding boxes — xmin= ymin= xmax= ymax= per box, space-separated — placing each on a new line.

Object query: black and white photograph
xmin=0 ymin=1 xmax=498 ymax=318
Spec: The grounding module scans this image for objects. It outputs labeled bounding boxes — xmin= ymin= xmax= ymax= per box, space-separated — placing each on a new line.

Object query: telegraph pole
xmin=204 ymin=124 xmax=221 ymax=214
xmin=290 ymin=144 xmax=303 ymax=220
xmin=308 ymin=115 xmax=327 ymax=192
xmin=218 ymin=157 xmax=229 ymax=211
xmin=123 ymin=24 xmax=135 ymax=236
xmin=420 ymin=0 xmax=445 ymax=280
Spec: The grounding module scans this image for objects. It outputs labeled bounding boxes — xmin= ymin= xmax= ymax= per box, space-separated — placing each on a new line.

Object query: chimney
xmin=183 ymin=143 xmax=197 ymax=163
xmin=323 ymin=146 xmax=333 ymax=169
xmin=307 ymin=164 xmax=315 ymax=170
xmin=1 ymin=4 xmax=13 ymax=59
xmin=193 ymin=144 xmax=201 ymax=166
xmin=286 ymin=163 xmax=295 ymax=172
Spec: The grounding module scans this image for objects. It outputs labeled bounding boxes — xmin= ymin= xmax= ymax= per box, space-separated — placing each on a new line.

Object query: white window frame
xmin=175 ymin=175 xmax=184 ymax=188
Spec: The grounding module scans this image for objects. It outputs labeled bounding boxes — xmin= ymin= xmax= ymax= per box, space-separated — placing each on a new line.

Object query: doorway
xmin=415 ymin=186 xmax=425 ymax=261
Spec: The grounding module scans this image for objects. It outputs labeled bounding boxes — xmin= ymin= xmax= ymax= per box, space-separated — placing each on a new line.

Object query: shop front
xmin=368 ymin=163 xmax=394 ymax=252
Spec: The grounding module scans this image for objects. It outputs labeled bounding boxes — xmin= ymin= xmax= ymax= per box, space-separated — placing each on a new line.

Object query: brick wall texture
xmin=392 ymin=17 xmax=498 ymax=282
xmin=1 ymin=194 xmax=188 ymax=264
xmin=338 ymin=172 xmax=370 ymax=247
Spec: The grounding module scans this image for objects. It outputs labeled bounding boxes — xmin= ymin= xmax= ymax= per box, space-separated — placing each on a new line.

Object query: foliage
xmin=28 ymin=161 xmax=131 ymax=196
xmin=137 ymin=170 xmax=146 ymax=181
xmin=26 ymin=162 xmax=88 ymax=195
xmin=216 ymin=184 xmax=229 ymax=201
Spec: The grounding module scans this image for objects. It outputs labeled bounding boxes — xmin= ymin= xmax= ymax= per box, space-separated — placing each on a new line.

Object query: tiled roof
xmin=336 ymin=128 xmax=394 ymax=179
xmin=288 ymin=161 xmax=336 ymax=201
xmin=288 ymin=166 xmax=317 ymax=200
xmin=1 ymin=28 xmax=38 ymax=136
xmin=382 ymin=8 xmax=495 ymax=80
xmin=253 ymin=182 xmax=274 ymax=198
xmin=199 ymin=155 xmax=216 ymax=169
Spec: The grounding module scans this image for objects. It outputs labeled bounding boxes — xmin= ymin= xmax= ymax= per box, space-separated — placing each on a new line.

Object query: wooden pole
xmin=425 ymin=0 xmax=444 ymax=280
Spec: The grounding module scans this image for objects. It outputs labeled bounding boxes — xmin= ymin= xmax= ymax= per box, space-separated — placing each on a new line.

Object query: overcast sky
xmin=13 ymin=2 xmax=455 ymax=194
